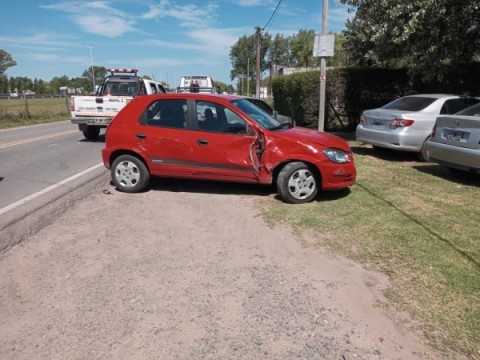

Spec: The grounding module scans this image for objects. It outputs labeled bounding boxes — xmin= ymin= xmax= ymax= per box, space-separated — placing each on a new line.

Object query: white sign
xmin=313 ymin=34 xmax=335 ymax=57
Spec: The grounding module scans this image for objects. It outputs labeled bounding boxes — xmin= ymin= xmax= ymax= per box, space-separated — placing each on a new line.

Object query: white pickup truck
xmin=69 ymin=68 xmax=166 ymax=140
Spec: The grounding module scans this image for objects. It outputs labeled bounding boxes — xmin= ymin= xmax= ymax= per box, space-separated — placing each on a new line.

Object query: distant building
xmin=59 ymin=86 xmax=80 ymax=95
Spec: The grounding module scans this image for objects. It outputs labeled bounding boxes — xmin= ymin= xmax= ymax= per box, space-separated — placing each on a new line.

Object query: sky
xmin=1 ymin=0 xmax=353 ymax=88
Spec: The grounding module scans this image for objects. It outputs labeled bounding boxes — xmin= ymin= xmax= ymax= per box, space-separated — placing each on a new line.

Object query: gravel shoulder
xmin=0 ymin=177 xmax=440 ymax=359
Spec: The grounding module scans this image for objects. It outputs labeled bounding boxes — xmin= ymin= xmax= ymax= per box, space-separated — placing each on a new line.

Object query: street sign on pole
xmin=313 ymin=35 xmax=335 ymax=57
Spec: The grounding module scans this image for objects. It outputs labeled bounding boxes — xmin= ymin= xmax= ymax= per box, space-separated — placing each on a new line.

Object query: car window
xmin=382 ymin=97 xmax=437 ymax=111
xmin=194 ymin=101 xmax=223 ymax=133
xmin=224 ymin=108 xmax=247 ymax=134
xmin=441 ymin=98 xmax=480 ymax=114
xmin=146 ymin=82 xmax=157 ymax=94
xmin=230 ymin=99 xmax=280 ymax=130
xmin=144 ymin=99 xmax=187 ymax=129
xmin=456 ymin=102 xmax=480 ymax=117
xmin=195 ymin=101 xmax=247 ymax=135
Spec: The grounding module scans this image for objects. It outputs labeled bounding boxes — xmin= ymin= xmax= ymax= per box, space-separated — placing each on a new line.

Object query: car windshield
xmin=230 ymin=99 xmax=282 ymax=130
xmin=456 ymin=102 xmax=480 ymax=116
xmin=382 ymin=97 xmax=437 ymax=111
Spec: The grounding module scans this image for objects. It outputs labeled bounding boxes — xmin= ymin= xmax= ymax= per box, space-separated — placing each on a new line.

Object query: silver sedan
xmin=427 ymin=102 xmax=480 ymax=173
xmin=356 ymin=94 xmax=479 ymax=161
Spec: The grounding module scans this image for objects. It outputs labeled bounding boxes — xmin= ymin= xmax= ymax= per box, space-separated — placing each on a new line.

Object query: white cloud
xmin=234 ymin=0 xmax=273 ymax=6
xmin=141 ymin=0 xmax=219 ymax=28
xmin=40 ymin=1 xmax=137 ymax=37
xmin=76 ymin=15 xmax=136 ymax=37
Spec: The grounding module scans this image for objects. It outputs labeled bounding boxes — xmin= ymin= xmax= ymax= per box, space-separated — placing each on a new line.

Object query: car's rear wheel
xmin=418 ymin=136 xmax=431 ymax=162
xmin=277 ymin=162 xmax=318 ymax=204
xmin=83 ymin=126 xmax=100 ymax=140
xmin=111 ymin=155 xmax=150 ymax=193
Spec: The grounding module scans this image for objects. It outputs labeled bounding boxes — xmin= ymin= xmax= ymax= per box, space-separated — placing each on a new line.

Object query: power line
xmin=263 ymin=0 xmax=283 ymax=31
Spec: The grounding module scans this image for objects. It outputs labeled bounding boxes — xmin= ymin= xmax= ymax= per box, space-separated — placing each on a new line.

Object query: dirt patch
xmin=0 ymin=181 xmax=441 ymax=359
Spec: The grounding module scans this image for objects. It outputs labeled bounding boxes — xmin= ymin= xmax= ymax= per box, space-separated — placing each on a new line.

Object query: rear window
xmin=456 ymin=102 xmax=480 ymax=117
xmin=103 ymin=78 xmax=139 ymax=96
xmin=442 ymin=98 xmax=480 ymax=114
xmin=382 ymin=97 xmax=436 ymax=111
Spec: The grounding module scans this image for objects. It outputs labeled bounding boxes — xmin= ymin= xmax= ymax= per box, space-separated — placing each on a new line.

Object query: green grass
xmin=0 ymin=97 xmax=70 ymax=129
xmin=258 ymin=141 xmax=480 ymax=359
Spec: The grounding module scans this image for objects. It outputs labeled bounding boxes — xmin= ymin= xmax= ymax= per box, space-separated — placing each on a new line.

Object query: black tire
xmin=417 ymin=136 xmax=431 ymax=162
xmin=277 ymin=161 xmax=318 ymax=204
xmin=83 ymin=126 xmax=100 ymax=140
xmin=111 ymin=155 xmax=150 ymax=193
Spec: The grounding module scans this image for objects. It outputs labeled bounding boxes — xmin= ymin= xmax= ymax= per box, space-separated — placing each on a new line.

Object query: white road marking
xmin=0 ymin=163 xmax=104 ymax=216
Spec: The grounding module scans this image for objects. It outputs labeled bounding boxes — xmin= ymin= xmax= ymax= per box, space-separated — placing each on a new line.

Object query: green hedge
xmin=271 ymin=65 xmax=480 ymax=131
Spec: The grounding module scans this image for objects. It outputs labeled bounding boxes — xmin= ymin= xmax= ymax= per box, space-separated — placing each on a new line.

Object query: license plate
xmin=87 ymin=118 xmax=108 ymax=125
xmin=447 ymin=131 xmax=464 ymax=141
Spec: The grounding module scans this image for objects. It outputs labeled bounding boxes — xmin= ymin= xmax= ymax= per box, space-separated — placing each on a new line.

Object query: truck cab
xmin=96 ymin=69 xmax=166 ymax=96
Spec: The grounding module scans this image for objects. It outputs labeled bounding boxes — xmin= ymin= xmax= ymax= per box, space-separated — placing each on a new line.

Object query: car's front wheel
xmin=277 ymin=162 xmax=318 ymax=204
xmin=111 ymin=155 xmax=150 ymax=193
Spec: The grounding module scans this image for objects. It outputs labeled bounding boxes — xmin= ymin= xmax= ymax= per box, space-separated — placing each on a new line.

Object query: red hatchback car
xmin=102 ymin=93 xmax=356 ymax=204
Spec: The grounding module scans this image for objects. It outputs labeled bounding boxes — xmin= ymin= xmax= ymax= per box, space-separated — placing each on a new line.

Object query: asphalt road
xmin=0 ymin=121 xmax=107 ymax=250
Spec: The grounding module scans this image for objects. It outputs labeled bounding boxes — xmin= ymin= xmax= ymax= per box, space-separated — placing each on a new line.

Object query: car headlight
xmin=323 ymin=148 xmax=352 ymax=163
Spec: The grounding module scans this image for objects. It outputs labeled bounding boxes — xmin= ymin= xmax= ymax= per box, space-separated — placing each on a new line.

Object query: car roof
xmin=405 ymin=94 xmax=462 ymax=99
xmin=149 ymin=93 xmax=242 ymax=101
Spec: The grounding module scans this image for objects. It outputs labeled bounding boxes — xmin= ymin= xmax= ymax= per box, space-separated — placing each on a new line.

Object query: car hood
xmin=274 ymin=127 xmax=351 ymax=151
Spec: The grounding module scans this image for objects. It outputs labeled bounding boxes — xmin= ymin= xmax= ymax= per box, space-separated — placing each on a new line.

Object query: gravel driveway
xmin=0 ymin=176 xmax=438 ymax=359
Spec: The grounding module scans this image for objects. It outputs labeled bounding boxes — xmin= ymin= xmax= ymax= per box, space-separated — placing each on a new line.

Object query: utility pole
xmin=255 ymin=26 xmax=262 ymax=98
xmin=87 ymin=46 xmax=96 ymax=93
xmin=318 ymin=0 xmax=328 ymax=132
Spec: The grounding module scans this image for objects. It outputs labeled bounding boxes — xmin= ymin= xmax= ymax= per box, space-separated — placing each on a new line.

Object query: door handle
xmin=197 ymin=139 xmax=208 ymax=145
xmin=136 ymin=133 xmax=147 ymax=139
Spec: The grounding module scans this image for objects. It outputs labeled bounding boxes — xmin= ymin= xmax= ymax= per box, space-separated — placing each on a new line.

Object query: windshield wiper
xmin=269 ymin=122 xmax=293 ymax=131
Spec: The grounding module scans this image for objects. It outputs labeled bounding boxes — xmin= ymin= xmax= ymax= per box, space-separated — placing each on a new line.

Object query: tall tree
xmin=290 ymin=29 xmax=319 ymax=68
xmin=229 ymin=33 xmax=271 ymax=82
xmin=81 ymin=66 xmax=107 ymax=90
xmin=268 ymin=33 xmax=291 ymax=66
xmin=0 ymin=49 xmax=17 ymax=75
xmin=340 ymin=0 xmax=480 ymax=80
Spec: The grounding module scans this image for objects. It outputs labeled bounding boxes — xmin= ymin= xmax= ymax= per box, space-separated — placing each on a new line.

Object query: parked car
xmin=240 ymin=96 xmax=294 ymax=126
xmin=102 ymin=93 xmax=356 ymax=204
xmin=356 ymin=94 xmax=479 ymax=161
xmin=427 ymin=102 xmax=480 ymax=173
